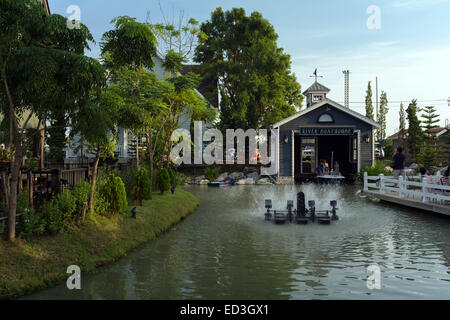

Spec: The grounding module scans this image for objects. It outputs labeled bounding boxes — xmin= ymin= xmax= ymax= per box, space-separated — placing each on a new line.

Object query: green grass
xmin=0 ymin=188 xmax=200 ymax=299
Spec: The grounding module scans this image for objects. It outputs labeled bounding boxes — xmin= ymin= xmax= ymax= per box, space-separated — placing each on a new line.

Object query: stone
xmin=230 ymin=172 xmax=245 ymax=180
xmin=245 ymin=178 xmax=255 ymax=185
xmin=409 ymin=163 xmax=418 ymax=169
xmin=256 ymin=178 xmax=271 ymax=185
xmin=199 ymin=179 xmax=209 ymax=185
xmin=215 ymin=172 xmax=229 ymax=181
xmin=236 ymin=179 xmax=247 ymax=185
xmin=246 ymin=172 xmax=259 ymax=181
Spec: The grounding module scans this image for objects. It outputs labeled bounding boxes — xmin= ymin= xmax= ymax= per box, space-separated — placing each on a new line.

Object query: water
xmin=25 ymin=184 xmax=450 ymax=300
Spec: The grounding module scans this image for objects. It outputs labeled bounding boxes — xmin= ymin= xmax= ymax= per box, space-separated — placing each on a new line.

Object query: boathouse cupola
xmin=303 ymin=82 xmax=331 ymax=108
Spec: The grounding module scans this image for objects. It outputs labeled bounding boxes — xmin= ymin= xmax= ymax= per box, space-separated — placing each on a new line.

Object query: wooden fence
xmin=0 ymin=167 xmax=90 ymax=208
xmin=363 ymin=172 xmax=450 ymax=205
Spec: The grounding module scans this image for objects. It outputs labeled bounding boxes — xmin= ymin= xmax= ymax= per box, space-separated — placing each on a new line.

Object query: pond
xmin=25 ymin=184 xmax=450 ymax=299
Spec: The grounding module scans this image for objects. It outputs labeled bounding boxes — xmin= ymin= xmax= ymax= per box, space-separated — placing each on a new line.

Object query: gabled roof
xmin=272 ymin=98 xmax=381 ymax=129
xmin=303 ymin=81 xmax=330 ymax=95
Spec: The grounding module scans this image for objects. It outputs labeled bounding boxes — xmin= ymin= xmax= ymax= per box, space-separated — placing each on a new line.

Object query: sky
xmin=48 ymin=0 xmax=450 ymax=136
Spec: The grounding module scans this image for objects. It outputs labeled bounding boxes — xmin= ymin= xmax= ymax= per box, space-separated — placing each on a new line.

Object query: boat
xmin=316 ymin=174 xmax=345 ymax=184
xmin=208 ymin=178 xmax=235 ymax=187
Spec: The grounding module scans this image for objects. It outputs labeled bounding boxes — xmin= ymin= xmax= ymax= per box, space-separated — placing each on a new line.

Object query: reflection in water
xmin=25 ymin=184 xmax=450 ymax=300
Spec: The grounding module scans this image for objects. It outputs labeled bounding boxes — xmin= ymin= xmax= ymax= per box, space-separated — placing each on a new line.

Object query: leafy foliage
xmin=204 ymin=167 xmax=220 ymax=182
xmin=97 ymin=174 xmax=128 ymax=216
xmin=156 ymin=169 xmax=171 ymax=194
xmin=194 ymin=7 xmax=302 ymax=129
xmin=134 ymin=168 xmax=153 ymax=203
xmin=365 ymin=81 xmax=374 ymax=120
xmin=406 ymin=100 xmax=423 ymax=162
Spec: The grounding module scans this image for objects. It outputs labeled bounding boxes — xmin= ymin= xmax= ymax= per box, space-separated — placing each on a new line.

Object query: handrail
xmin=363 ymin=171 xmax=450 ymax=204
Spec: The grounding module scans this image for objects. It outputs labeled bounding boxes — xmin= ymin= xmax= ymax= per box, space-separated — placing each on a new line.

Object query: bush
xmin=17 ymin=191 xmax=30 ymax=214
xmin=42 ymin=201 xmax=65 ymax=234
xmin=204 ymin=167 xmax=220 ymax=182
xmin=98 ymin=174 xmax=128 ymax=216
xmin=156 ymin=169 xmax=171 ymax=194
xmin=134 ymin=168 xmax=152 ymax=204
xmin=176 ymin=172 xmax=187 ymax=186
xmin=72 ymin=181 xmax=90 ymax=215
xmin=18 ymin=209 xmax=46 ymax=240
xmin=55 ymin=190 xmax=77 ymax=223
xmin=356 ymin=165 xmax=393 ymax=181
xmin=167 ymin=167 xmax=175 ymax=186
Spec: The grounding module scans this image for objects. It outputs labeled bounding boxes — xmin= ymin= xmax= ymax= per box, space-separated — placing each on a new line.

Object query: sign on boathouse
xmin=299 ymin=127 xmax=354 ymax=135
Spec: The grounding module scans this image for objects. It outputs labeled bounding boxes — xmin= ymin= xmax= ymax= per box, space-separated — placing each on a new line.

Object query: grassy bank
xmin=0 ymin=188 xmax=200 ymax=299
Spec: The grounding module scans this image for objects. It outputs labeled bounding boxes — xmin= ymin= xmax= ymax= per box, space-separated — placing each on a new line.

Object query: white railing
xmin=363 ymin=171 xmax=450 ymax=205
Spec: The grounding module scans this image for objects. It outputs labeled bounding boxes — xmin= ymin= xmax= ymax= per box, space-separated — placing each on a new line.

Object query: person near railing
xmin=392 ymin=147 xmax=406 ymax=187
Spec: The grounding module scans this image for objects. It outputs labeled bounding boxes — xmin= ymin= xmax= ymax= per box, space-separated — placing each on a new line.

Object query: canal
xmin=26 ymin=184 xmax=450 ymax=299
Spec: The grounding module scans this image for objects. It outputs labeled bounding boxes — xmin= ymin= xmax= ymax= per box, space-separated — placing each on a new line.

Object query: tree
xmin=0 ymin=0 xmax=105 ymax=241
xmin=406 ymin=100 xmax=423 ymax=162
xmin=398 ymin=102 xmax=406 ymax=147
xmin=194 ymin=7 xmax=303 ymax=130
xmin=419 ymin=106 xmax=441 ymax=168
xmin=377 ymin=91 xmax=389 ymax=145
xmin=365 ymin=81 xmax=374 ymax=120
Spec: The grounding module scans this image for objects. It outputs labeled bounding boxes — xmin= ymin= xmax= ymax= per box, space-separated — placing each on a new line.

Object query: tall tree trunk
xmin=8 ymin=146 xmax=22 ymax=242
xmin=88 ymin=145 xmax=101 ymax=215
xmin=39 ymin=120 xmax=45 ymax=170
xmin=146 ymin=132 xmax=153 ymax=200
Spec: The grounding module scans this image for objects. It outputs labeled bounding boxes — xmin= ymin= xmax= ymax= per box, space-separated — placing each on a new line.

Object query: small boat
xmin=316 ymin=174 xmax=345 ymax=184
xmin=208 ymin=178 xmax=235 ymax=187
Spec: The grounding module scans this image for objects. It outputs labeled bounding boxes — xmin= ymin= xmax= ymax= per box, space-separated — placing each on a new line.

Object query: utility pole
xmin=343 ymin=70 xmax=350 ymax=108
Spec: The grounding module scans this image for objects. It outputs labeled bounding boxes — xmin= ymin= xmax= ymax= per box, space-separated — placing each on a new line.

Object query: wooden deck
xmin=363 ymin=172 xmax=450 ymax=216
xmin=365 ymin=189 xmax=450 ymax=216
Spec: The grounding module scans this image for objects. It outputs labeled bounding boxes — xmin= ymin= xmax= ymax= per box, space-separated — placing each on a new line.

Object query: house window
xmin=317 ymin=113 xmax=334 ymax=123
xmin=312 ymin=95 xmax=324 ymax=102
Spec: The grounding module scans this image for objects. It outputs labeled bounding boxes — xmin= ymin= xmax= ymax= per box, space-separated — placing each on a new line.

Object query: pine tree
xmin=406 ymin=99 xmax=423 ymax=162
xmin=365 ymin=81 xmax=374 ymax=120
xmin=377 ymin=91 xmax=388 ymax=145
xmin=419 ymin=106 xmax=441 ymax=167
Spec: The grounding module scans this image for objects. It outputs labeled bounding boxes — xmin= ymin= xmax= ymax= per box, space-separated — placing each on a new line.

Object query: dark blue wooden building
xmin=272 ymin=81 xmax=380 ymax=183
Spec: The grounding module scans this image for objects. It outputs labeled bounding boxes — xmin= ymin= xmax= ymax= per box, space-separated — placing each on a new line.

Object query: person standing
xmin=392 ymin=147 xmax=406 ymax=185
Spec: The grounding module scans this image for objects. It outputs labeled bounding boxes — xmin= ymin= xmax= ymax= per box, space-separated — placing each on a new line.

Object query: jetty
xmin=362 ymin=172 xmax=450 ymax=216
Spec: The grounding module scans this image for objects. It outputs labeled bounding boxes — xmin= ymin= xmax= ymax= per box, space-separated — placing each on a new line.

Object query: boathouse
xmin=273 ymin=81 xmax=380 ymax=183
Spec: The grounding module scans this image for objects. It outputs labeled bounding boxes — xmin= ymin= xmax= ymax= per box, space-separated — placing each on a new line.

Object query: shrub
xmin=156 ymin=169 xmax=171 ymax=194
xmin=167 ymin=167 xmax=175 ymax=186
xmin=72 ymin=181 xmax=90 ymax=215
xmin=98 ymin=174 xmax=128 ymax=216
xmin=356 ymin=165 xmax=393 ymax=181
xmin=42 ymin=201 xmax=65 ymax=234
xmin=18 ymin=209 xmax=46 ymax=240
xmin=134 ymin=168 xmax=152 ymax=204
xmin=176 ymin=172 xmax=187 ymax=186
xmin=55 ymin=190 xmax=77 ymax=223
xmin=204 ymin=167 xmax=220 ymax=182
xmin=17 ymin=191 xmax=30 ymax=214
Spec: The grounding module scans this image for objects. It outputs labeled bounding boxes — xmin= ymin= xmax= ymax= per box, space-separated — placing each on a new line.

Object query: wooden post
xmin=379 ymin=174 xmax=385 ymax=194
xmin=363 ymin=172 xmax=368 ymax=192
xmin=27 ymin=170 xmax=33 ymax=210
xmin=422 ymin=177 xmax=428 ymax=203
xmin=80 ymin=201 xmax=87 ymax=225
xmin=398 ymin=176 xmax=404 ymax=198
